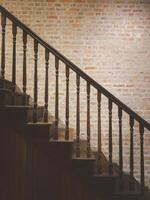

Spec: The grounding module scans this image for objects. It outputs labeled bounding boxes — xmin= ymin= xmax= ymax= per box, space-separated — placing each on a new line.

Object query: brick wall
xmin=0 ymin=0 xmax=150 ymax=188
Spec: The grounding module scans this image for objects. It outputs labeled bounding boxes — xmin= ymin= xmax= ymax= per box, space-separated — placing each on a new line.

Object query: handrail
xmin=0 ymin=5 xmax=149 ymax=130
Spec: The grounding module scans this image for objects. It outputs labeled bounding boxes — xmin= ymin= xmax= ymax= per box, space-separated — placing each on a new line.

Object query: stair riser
xmin=48 ymin=144 xmax=73 ymax=161
xmin=71 ymin=161 xmax=95 ymax=177
xmin=3 ymin=107 xmax=44 ymax=126
xmin=0 ymin=78 xmax=21 ymax=93
xmin=92 ymin=177 xmax=118 ymax=196
xmin=0 ymin=79 xmax=12 ymax=89
xmin=115 ymin=196 xmax=140 ymax=200
xmin=26 ymin=125 xmax=50 ymax=143
xmin=0 ymin=91 xmax=30 ymax=106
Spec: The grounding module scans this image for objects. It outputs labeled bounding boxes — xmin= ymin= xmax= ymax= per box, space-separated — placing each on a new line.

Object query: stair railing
xmin=0 ymin=5 xmax=150 ymax=195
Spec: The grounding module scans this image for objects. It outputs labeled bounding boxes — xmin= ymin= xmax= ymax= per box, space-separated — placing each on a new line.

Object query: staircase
xmin=0 ymin=5 xmax=150 ymax=200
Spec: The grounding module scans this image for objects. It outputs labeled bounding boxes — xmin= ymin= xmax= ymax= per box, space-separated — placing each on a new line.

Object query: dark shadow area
xmin=94 ymin=151 xmax=150 ymax=200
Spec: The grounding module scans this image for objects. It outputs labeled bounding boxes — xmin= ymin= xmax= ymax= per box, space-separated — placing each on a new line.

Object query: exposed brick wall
xmin=0 ymin=0 xmax=150 ymax=188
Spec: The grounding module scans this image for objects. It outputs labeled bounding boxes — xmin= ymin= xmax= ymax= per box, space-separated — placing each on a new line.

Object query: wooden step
xmin=0 ymin=78 xmax=31 ymax=106
xmin=26 ymin=122 xmax=53 ymax=141
xmin=0 ymin=78 xmax=21 ymax=93
xmin=92 ymin=173 xmax=118 ymax=184
xmin=27 ymin=122 xmax=53 ymax=127
xmin=72 ymin=153 xmax=95 ymax=161
xmin=1 ymin=106 xmax=49 ymax=142
xmin=0 ymin=88 xmax=30 ymax=106
xmin=70 ymin=141 xmax=96 ymax=177
xmin=115 ymin=191 xmax=141 ymax=200
xmin=48 ymin=139 xmax=74 ymax=161
xmin=87 ymin=151 xmax=118 ymax=197
xmin=91 ymin=173 xmax=118 ymax=197
xmin=4 ymin=105 xmax=44 ymax=123
xmin=50 ymin=138 xmax=74 ymax=143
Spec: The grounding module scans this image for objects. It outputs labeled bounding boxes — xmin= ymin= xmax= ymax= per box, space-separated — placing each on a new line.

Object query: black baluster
xmin=23 ymin=31 xmax=27 ymax=105
xmin=33 ymin=40 xmax=38 ymax=123
xmin=76 ymin=74 xmax=80 ymax=157
xmin=129 ymin=115 xmax=134 ymax=191
xmin=97 ymin=91 xmax=102 ymax=173
xmin=43 ymin=49 xmax=49 ymax=122
xmin=54 ymin=56 xmax=59 ymax=140
xmin=87 ymin=82 xmax=91 ymax=157
xmin=65 ymin=65 xmax=70 ymax=140
xmin=1 ymin=14 xmax=6 ymax=79
xmin=108 ymin=99 xmax=113 ymax=174
xmin=139 ymin=123 xmax=145 ymax=195
xmin=118 ymin=106 xmax=123 ymax=191
xmin=12 ymin=22 xmax=17 ymax=104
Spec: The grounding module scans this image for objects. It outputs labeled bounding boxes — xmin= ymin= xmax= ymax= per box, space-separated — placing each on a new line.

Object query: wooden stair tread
xmin=49 ymin=138 xmax=74 ymax=143
xmin=116 ymin=191 xmax=141 ymax=198
xmin=4 ymin=105 xmax=44 ymax=109
xmin=27 ymin=122 xmax=53 ymax=126
xmin=93 ymin=173 xmax=118 ymax=178
xmin=116 ymin=191 xmax=140 ymax=195
xmin=0 ymin=88 xmax=10 ymax=92
xmin=72 ymin=153 xmax=95 ymax=161
xmin=5 ymin=105 xmax=33 ymax=109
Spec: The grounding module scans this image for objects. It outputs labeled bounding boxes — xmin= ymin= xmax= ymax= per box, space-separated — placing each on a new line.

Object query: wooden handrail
xmin=0 ymin=5 xmax=149 ymax=130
